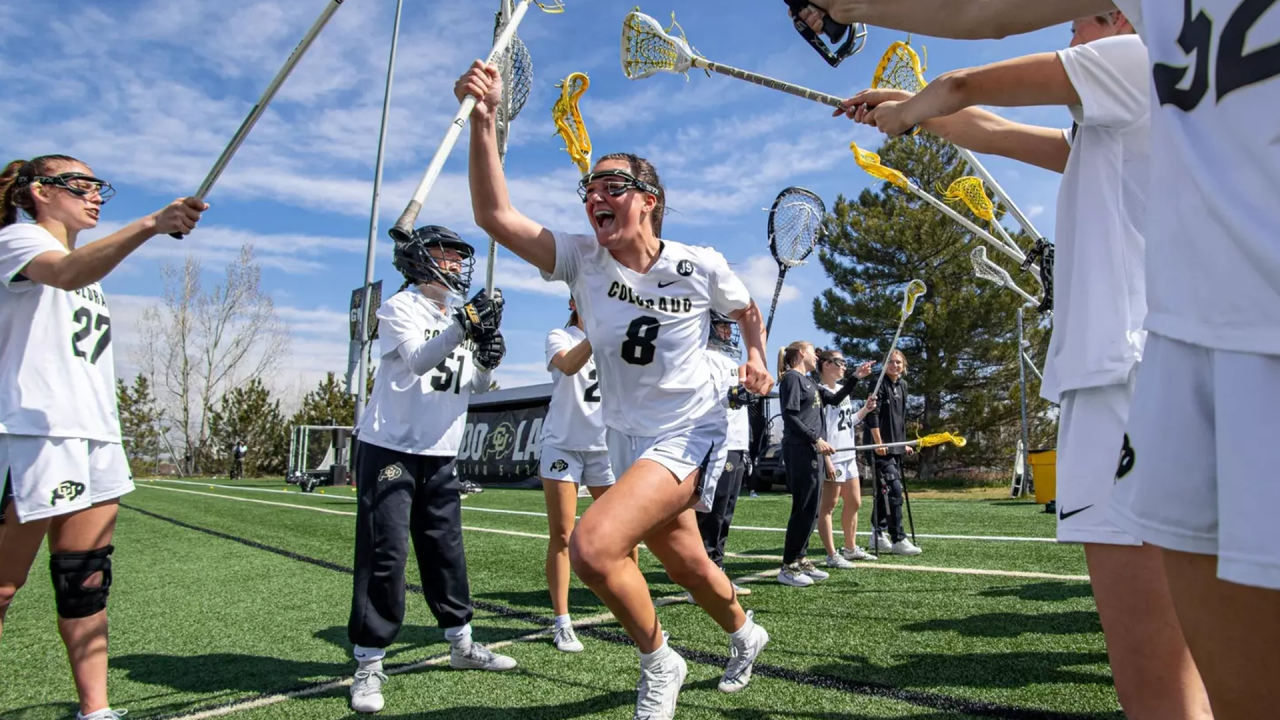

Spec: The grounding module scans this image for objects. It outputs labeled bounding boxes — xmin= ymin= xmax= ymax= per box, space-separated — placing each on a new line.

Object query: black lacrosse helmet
xmin=708 ymin=310 xmax=742 ymax=359
xmin=393 ymin=225 xmax=476 ymax=296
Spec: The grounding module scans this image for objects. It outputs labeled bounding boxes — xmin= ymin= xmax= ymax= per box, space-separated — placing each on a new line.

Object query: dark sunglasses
xmin=576 ymin=169 xmax=661 ymax=203
xmin=20 ymin=173 xmax=116 ymax=203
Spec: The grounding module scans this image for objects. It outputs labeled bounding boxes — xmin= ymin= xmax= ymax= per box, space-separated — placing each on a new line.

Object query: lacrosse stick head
xmin=871 ymin=40 xmax=928 ymax=92
xmin=552 ymin=72 xmax=592 ymax=174
xmin=783 ymin=0 xmax=868 ymax=67
xmin=768 ymin=187 xmax=825 ymax=269
xmin=941 ymin=176 xmax=998 ymax=223
xmin=902 ymin=278 xmax=927 ymax=317
xmin=850 ymin=142 xmax=910 ymax=191
xmin=917 ymin=431 xmax=966 ymax=449
xmin=970 ymin=245 xmax=1016 ymax=289
xmin=491 ymin=15 xmax=534 ymax=122
xmin=622 ymin=8 xmax=698 ymax=79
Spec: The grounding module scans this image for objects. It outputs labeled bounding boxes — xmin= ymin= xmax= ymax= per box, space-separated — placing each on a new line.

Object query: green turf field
xmin=1 ymin=478 xmax=1119 ymax=719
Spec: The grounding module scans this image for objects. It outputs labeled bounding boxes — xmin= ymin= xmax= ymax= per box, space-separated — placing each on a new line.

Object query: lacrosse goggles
xmin=19 ymin=172 xmax=116 ymax=203
xmin=576 ymin=169 xmax=661 ymax=203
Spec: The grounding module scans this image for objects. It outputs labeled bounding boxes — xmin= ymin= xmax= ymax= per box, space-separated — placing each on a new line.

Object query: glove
xmin=728 ymin=385 xmax=759 ymax=410
xmin=474 ymin=329 xmax=506 ymax=370
xmin=1022 ymin=238 xmax=1054 ymax=315
xmin=453 ymin=288 xmax=504 ymax=340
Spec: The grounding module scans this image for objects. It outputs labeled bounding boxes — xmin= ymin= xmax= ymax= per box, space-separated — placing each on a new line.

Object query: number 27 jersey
xmin=545 ymin=232 xmax=752 ymax=437
xmin=0 ymin=224 xmax=121 ymax=442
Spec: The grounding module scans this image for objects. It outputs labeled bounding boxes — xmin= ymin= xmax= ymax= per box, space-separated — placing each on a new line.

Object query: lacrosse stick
xmin=764 ymin=187 xmax=825 ymax=338
xmin=871 ymin=40 xmax=1044 ymax=254
xmin=391 ymin=0 xmax=563 ymax=245
xmin=552 ymin=72 xmax=592 ymax=173
xmin=941 ymin=177 xmax=1027 ymax=262
xmin=872 ymin=278 xmax=927 ymax=397
xmin=622 ymin=9 xmax=849 ymax=108
xmin=971 ymin=246 xmax=1038 ymax=306
xmin=171 ymin=0 xmax=346 ymax=239
xmin=842 ymin=432 xmax=967 ymax=453
xmin=781 ymin=0 xmax=868 ymax=67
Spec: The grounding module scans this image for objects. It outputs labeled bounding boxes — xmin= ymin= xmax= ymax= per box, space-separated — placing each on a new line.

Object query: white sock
xmin=553 ymin=614 xmax=573 ymax=630
xmin=445 ymin=623 xmax=473 ymax=645
xmin=353 ymin=644 xmax=385 ymax=668
xmin=730 ymin=616 xmax=756 ymax=643
xmin=78 ymin=710 xmax=115 ymax=720
xmin=639 ymin=637 xmax=670 ymax=667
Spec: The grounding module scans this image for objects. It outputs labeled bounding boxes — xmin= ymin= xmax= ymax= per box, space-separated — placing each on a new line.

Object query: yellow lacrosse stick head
xmin=940 ymin=176 xmax=998 ymax=223
xmin=903 ymin=278 xmax=927 ymax=316
xmin=552 ymin=72 xmax=592 ymax=174
xmin=917 ymin=431 xmax=966 ymax=449
xmin=850 ymin=142 xmax=910 ymax=190
xmin=871 ymin=40 xmax=928 ymax=92
xmin=533 ymin=0 xmax=566 ymax=13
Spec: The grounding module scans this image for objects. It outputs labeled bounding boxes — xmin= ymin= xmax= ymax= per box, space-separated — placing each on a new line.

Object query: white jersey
xmin=1111 ymin=0 xmax=1280 ymax=355
xmin=541 ymin=325 xmax=606 ymax=451
xmin=356 ymin=288 xmax=482 ymax=456
xmin=0 ymin=224 xmax=121 ymax=442
xmin=1040 ymin=34 xmax=1151 ymax=403
xmin=821 ymin=382 xmax=861 ymax=462
xmin=706 ymin=350 xmax=749 ymax=451
xmin=544 ymin=232 xmax=753 ymax=437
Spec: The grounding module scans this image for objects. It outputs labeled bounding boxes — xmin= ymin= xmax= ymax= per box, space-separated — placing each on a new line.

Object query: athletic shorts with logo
xmin=0 ymin=435 xmax=133 ymax=523
xmin=1054 ymin=369 xmax=1141 ymax=546
xmin=540 ymin=446 xmax=615 ymax=487
xmin=826 ymin=457 xmax=859 ymax=484
xmin=606 ymin=414 xmax=728 ymax=513
xmin=1110 ymin=334 xmax=1280 ymax=591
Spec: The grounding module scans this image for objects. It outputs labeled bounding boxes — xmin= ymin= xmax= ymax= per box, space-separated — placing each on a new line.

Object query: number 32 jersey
xmin=545 ymin=232 xmax=752 ymax=437
xmin=542 ymin=325 xmax=606 ymax=451
xmin=0 ymin=224 xmax=121 ymax=442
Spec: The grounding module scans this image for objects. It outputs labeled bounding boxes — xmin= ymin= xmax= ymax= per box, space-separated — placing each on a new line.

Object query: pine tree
xmin=117 ymin=375 xmax=162 ymax=476
xmin=814 ymin=134 xmax=1054 ymax=478
xmin=204 ymin=377 xmax=289 ymax=477
xmin=292 ymin=372 xmax=356 ymax=428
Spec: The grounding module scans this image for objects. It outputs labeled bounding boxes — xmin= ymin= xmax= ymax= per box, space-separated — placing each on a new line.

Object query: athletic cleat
xmin=450 ymin=640 xmax=517 ymax=671
xmin=798 ymin=558 xmax=830 ymax=581
xmin=777 ymin=562 xmax=814 ymax=587
xmin=841 ymin=545 xmax=877 ymax=561
xmin=825 ymin=553 xmax=856 ymax=569
xmin=891 ymin=538 xmax=923 ymax=556
xmin=350 ymin=668 xmax=387 ymax=713
xmin=553 ymin=625 xmax=584 ymax=653
xmin=719 ymin=612 xmax=769 ymax=693
xmin=634 ymin=647 xmax=688 ymax=719
xmin=873 ymin=532 xmax=893 ymax=553
xmin=577 ymin=484 xmax=591 ymax=498
xmin=76 ymin=711 xmax=129 ymax=720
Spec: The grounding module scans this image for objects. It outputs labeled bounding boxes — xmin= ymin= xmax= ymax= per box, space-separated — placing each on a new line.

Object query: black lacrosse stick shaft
xmin=904 ymin=476 xmax=916 ymax=543
xmin=764 ymin=268 xmax=788 ymax=339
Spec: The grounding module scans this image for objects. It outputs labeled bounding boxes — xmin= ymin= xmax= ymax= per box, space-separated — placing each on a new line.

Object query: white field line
xmin=144 ymin=479 xmax=1056 ymax=543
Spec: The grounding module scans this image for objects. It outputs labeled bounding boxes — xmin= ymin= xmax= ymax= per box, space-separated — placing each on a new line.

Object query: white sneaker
xmin=553 ymin=625 xmax=584 ymax=653
xmin=634 ymin=646 xmax=688 ymax=719
xmin=732 ymin=582 xmax=752 ymax=597
xmin=777 ymin=563 xmax=814 ymax=587
xmin=450 ymin=639 xmax=518 ymax=671
xmin=841 ymin=546 xmax=877 ymax=561
xmin=873 ymin=532 xmax=893 ymax=553
xmin=719 ymin=612 xmax=769 ymax=693
xmin=825 ymin=553 xmax=855 ymax=569
xmin=76 ymin=711 xmax=129 ymax=720
xmin=350 ymin=667 xmax=387 ymax=713
xmin=798 ymin=558 xmax=830 ymax=581
xmin=891 ymin=538 xmax=923 ymax=556
xmin=577 ymin=484 xmax=591 ymax=498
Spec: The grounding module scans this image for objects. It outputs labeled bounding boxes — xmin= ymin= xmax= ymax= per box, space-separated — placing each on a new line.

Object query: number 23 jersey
xmin=0 ymin=224 xmax=121 ymax=442
xmin=545 ymin=232 xmax=752 ymax=437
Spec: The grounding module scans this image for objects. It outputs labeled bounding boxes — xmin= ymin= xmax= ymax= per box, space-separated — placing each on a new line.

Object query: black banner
xmin=455 ymin=401 xmax=548 ymax=485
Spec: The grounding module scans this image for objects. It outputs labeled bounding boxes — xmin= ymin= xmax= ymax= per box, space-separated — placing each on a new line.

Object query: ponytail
xmin=775 ymin=348 xmax=787 ymax=383
xmin=0 ymin=154 xmax=83 ymax=229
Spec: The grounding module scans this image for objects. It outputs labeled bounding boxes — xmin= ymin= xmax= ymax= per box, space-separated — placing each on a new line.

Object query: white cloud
xmin=734 ymin=255 xmax=799 ymax=308
xmin=1027 ymin=204 xmax=1046 ymax=219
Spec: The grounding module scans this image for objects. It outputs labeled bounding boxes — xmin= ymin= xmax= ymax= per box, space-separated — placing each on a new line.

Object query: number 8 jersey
xmin=0 ymin=224 xmax=121 ymax=442
xmin=544 ymin=232 xmax=752 ymax=437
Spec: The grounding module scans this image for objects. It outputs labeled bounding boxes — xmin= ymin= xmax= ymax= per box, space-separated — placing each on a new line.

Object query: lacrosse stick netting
xmin=764 ymin=187 xmax=825 ymax=337
xmin=971 ymin=246 xmax=1038 ymax=306
xmin=552 ymin=72 xmax=592 ymax=173
xmin=488 ymin=10 xmax=537 ymax=294
xmin=872 ymin=278 xmax=927 ymax=397
xmin=941 ymin=177 xmax=1031 ymax=263
xmin=621 ymin=9 xmax=846 ymax=108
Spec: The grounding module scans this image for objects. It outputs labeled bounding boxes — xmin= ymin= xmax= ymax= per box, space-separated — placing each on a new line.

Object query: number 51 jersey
xmin=545 ymin=232 xmax=752 ymax=437
xmin=0 ymin=224 xmax=121 ymax=442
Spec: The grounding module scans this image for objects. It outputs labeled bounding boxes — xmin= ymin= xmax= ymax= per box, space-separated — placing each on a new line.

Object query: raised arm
xmin=800 ymin=0 xmax=1115 ymax=40
xmin=459 ymin=61 xmax=557 ymax=275
xmin=729 ymin=300 xmax=774 ymax=397
xmin=550 ymin=338 xmax=593 ymax=376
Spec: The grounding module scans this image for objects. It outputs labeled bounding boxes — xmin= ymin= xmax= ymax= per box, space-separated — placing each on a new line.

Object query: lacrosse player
xmin=0 ymin=155 xmax=205 ymax=720
xmin=862 ymin=350 xmax=920 ymax=556
xmin=814 ymin=349 xmax=877 ymax=567
xmin=345 ymin=225 xmax=514 ymax=714
xmin=460 ymin=58 xmax=775 ymax=718
xmin=540 ymin=296 xmax=633 ymax=654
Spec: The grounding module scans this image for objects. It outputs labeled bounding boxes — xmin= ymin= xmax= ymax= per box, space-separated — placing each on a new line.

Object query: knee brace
xmin=49 ymin=544 xmax=114 ymax=619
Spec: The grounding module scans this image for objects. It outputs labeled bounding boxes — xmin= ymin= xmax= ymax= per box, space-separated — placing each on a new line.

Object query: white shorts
xmin=539 ymin=446 xmax=615 ymax=487
xmin=826 ymin=457 xmax=859 ymax=484
xmin=1054 ymin=372 xmax=1142 ymax=546
xmin=1110 ymin=333 xmax=1280 ymax=590
xmin=0 ymin=435 xmax=133 ymax=523
xmin=606 ymin=415 xmax=728 ymax=513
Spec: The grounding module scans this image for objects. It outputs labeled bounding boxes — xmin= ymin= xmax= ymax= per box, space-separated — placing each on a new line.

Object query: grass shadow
xmin=902 ymin=610 xmax=1102 ymax=638
xmin=979 ymin=582 xmax=1095 ymax=602
xmin=812 ymin=650 xmax=1114 ymax=690
xmin=311 ymin=623 xmax=540 ymax=659
xmin=112 ymin=652 xmax=346 ymax=695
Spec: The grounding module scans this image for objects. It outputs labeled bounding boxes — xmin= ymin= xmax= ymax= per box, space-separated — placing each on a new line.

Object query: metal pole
xmin=354 ymin=0 xmax=404 ymax=428
xmin=1016 ymin=307 xmax=1033 ymax=497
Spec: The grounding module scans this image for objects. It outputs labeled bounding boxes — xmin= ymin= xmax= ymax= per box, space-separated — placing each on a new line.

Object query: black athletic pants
xmin=348 ymin=440 xmax=473 ymax=650
xmin=697 ymin=450 xmax=746 ymax=569
xmin=872 ymin=454 xmax=907 ymax=543
xmin=781 ymin=443 xmax=823 ymax=565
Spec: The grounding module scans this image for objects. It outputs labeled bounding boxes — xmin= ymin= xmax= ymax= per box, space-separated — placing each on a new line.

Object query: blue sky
xmin=0 ymin=0 xmax=1073 ymax=404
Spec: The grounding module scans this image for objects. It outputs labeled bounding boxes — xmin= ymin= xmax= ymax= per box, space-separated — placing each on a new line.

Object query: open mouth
xmin=86 ymin=208 xmax=99 ymax=221
xmin=592 ymin=207 xmax=616 ymax=232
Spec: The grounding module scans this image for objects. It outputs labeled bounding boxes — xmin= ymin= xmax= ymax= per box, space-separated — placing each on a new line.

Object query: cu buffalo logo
xmin=676 ymin=259 xmax=695 ymax=277
xmin=50 ymin=480 xmax=86 ymax=505
xmin=378 ymin=465 xmax=403 ymax=482
xmin=484 ymin=422 xmax=516 ymax=461
xmin=724 ymin=460 xmax=734 ymax=472
xmin=549 ymin=459 xmax=569 ymax=473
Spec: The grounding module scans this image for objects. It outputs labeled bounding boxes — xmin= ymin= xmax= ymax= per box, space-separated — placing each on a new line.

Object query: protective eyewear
xmin=576 ymin=169 xmax=661 ymax=203
xmin=21 ymin=173 xmax=116 ymax=203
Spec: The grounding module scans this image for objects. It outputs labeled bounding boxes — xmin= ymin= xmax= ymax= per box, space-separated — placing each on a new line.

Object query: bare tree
xmin=135 ymin=245 xmax=290 ymax=473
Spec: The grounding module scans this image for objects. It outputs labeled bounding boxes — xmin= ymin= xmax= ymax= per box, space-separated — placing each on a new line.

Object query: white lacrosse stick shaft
xmin=392 ymin=0 xmax=535 ymax=243
xmin=871 ymin=281 xmax=924 ymax=397
xmin=902 ymin=180 xmax=1027 ymax=266
xmin=487 ymin=0 xmax=517 ymax=296
xmin=960 ymin=153 xmax=1042 ymax=247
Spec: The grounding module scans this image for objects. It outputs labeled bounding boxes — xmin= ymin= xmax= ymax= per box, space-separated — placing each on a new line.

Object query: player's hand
xmin=863 ymin=100 xmax=918 ymax=137
xmin=474 ymin=329 xmax=506 ymax=370
xmin=152 ymin=197 xmax=207 ymax=236
xmin=795 ymin=1 xmax=859 ymax=31
xmin=453 ymin=288 xmax=504 ymax=340
xmin=455 ymin=60 xmax=503 ymax=123
xmin=849 ymin=360 xmax=875 ymax=380
xmin=864 ymin=394 xmax=878 ymax=412
xmin=815 ymin=438 xmax=836 ymax=456
xmin=905 ymin=445 xmax=915 ymax=455
xmin=741 ymin=358 xmax=774 ymax=397
xmin=824 ymin=457 xmax=838 ymax=480
xmin=834 ymin=89 xmax=914 ymax=119
xmin=875 ymin=446 xmax=887 ymax=456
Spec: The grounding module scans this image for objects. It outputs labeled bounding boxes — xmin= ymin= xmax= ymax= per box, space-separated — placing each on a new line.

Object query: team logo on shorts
xmin=1115 ymin=434 xmax=1135 ymax=480
xmin=483 ymin=422 xmax=515 ymax=461
xmin=676 ymin=259 xmax=694 ymax=277
xmin=50 ymin=480 xmax=86 ymax=505
xmin=549 ymin=459 xmax=569 ymax=473
xmin=724 ymin=460 xmax=734 ymax=472
xmin=378 ymin=465 xmax=403 ymax=482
